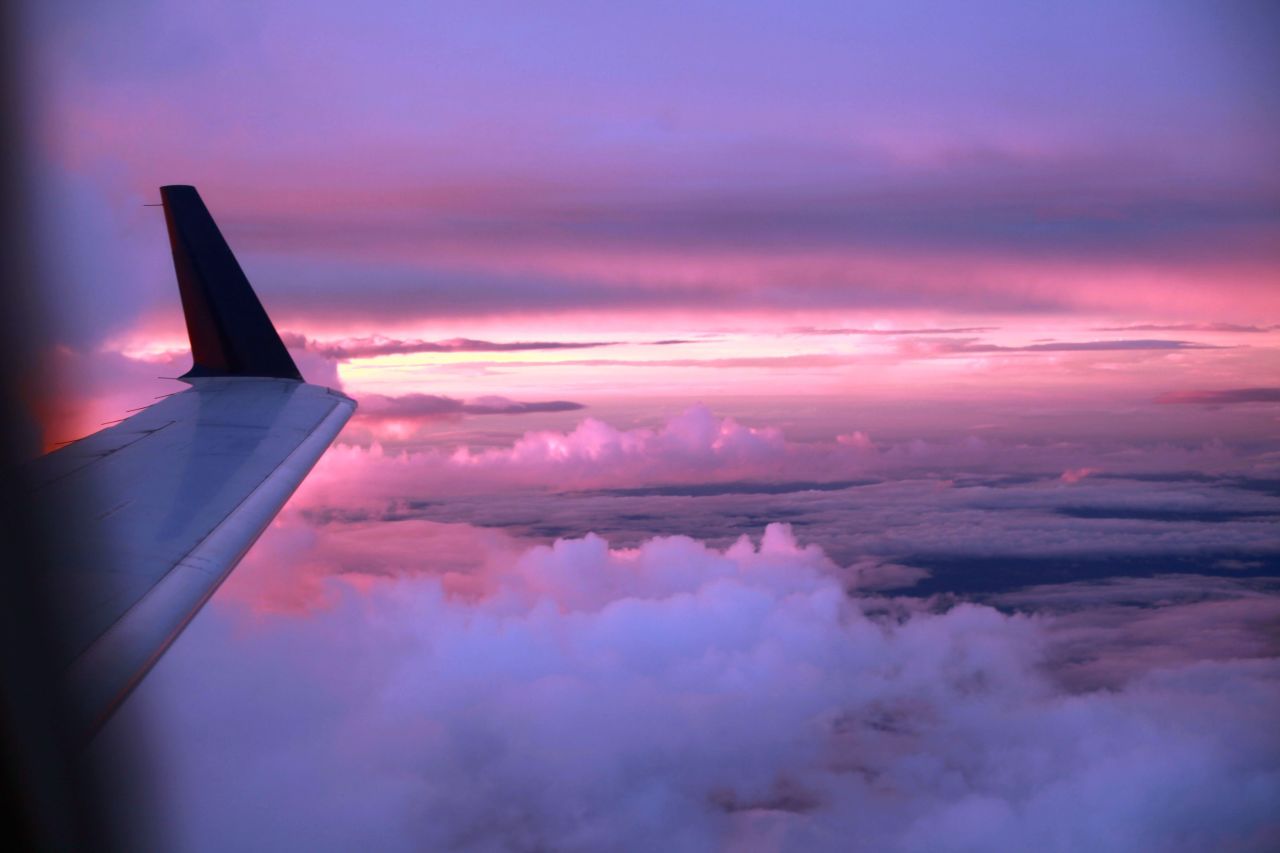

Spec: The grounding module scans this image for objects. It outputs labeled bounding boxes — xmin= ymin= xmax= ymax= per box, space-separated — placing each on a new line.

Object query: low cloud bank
xmin=104 ymin=524 xmax=1280 ymax=852
xmin=316 ymin=405 xmax=802 ymax=496
xmin=312 ymin=404 xmax=1274 ymax=503
xmin=1156 ymin=388 xmax=1280 ymax=405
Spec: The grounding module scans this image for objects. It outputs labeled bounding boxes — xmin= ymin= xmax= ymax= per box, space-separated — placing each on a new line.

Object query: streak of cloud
xmin=281 ymin=333 xmax=617 ymax=360
xmin=898 ymin=337 xmax=1223 ymax=358
xmin=1156 ymin=388 xmax=1280 ymax=405
xmin=356 ymin=393 xmax=585 ymax=420
xmin=791 ymin=326 xmax=1000 ymax=336
xmin=1095 ymin=323 xmax=1280 ymax=334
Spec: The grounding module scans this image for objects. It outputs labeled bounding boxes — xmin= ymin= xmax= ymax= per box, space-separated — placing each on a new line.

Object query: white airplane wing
xmin=28 ymin=185 xmax=355 ymax=735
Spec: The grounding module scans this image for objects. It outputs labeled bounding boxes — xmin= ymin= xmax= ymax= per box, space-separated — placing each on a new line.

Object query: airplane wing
xmin=28 ymin=185 xmax=355 ymax=736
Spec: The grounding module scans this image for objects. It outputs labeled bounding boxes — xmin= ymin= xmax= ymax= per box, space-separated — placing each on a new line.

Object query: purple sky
xmin=27 ymin=0 xmax=1280 ymax=337
xmin=25 ymin=2 xmax=1280 ymax=850
xmin=25 ymin=1 xmax=1280 ymax=454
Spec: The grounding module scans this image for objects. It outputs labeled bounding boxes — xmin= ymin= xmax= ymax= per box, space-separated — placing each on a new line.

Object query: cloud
xmin=1156 ymin=388 xmax=1280 ymax=405
xmin=899 ymin=337 xmax=1223 ymax=358
xmin=99 ymin=523 xmax=1280 ymax=852
xmin=1094 ymin=323 xmax=1279 ymax=334
xmin=409 ymin=354 xmax=861 ymax=372
xmin=329 ymin=471 xmax=1280 ymax=587
xmin=340 ymin=393 xmax=588 ymax=445
xmin=443 ymin=404 xmax=795 ymax=486
xmin=316 ymin=406 xmax=1276 ymax=508
xmin=33 ymin=346 xmax=192 ymax=451
xmin=416 ymin=335 xmax=1234 ymax=376
xmin=30 ymin=0 xmax=1280 ymax=345
xmin=356 ymin=393 xmax=585 ymax=421
xmin=287 ymin=404 xmax=1280 ymax=601
xmin=792 ymin=326 xmax=999 ymax=336
xmin=1060 ymin=467 xmax=1098 ymax=484
xmin=992 ymin=575 xmax=1280 ymax=691
xmin=282 ymin=333 xmax=617 ymax=361
xmin=1013 ymin=339 xmax=1221 ymax=352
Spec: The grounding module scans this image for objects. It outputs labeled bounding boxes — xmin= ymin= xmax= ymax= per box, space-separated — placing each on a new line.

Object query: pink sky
xmin=24 ymin=3 xmax=1280 ymax=848
xmin=22 ymin=0 xmax=1280 ymax=452
xmin=26 ymin=9 xmax=1280 ymax=579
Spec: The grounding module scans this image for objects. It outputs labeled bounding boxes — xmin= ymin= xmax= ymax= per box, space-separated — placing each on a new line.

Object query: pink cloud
xmin=282 ymin=332 xmax=617 ymax=359
xmin=1156 ymin=388 xmax=1280 ymax=406
xmin=101 ymin=521 xmax=1280 ymax=850
xmin=295 ymin=405 xmax=1272 ymax=517
xmin=301 ymin=405 xmax=814 ymax=499
xmin=452 ymin=404 xmax=787 ymax=475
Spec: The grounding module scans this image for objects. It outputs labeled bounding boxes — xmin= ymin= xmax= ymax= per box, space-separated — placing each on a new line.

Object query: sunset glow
xmin=24 ymin=0 xmax=1280 ymax=850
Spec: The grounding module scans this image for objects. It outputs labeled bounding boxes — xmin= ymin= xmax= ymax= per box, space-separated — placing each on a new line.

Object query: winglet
xmin=160 ymin=185 xmax=303 ymax=381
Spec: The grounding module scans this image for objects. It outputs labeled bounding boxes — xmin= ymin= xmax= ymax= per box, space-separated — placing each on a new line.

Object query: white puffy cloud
xmin=449 ymin=404 xmax=793 ymax=484
xmin=310 ymin=405 xmax=1278 ymax=509
xmin=97 ymin=523 xmax=1280 ymax=852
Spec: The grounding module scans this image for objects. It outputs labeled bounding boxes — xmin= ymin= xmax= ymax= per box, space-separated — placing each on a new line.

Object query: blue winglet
xmin=160 ymin=185 xmax=303 ymax=381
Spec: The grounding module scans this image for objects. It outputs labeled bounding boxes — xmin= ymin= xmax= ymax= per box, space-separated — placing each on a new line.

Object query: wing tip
xmin=161 ymin=185 xmax=304 ymax=382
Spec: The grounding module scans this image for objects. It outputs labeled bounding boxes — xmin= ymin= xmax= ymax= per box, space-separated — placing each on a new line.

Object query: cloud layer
xmin=101 ymin=523 xmax=1280 ymax=851
xmin=306 ymin=404 xmax=1278 ymax=504
xmin=29 ymin=0 xmax=1280 ymax=341
xmin=1156 ymin=388 xmax=1280 ymax=405
xmin=28 ymin=4 xmax=1280 ymax=848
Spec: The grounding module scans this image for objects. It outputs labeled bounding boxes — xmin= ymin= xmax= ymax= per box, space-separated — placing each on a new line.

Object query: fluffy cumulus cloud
xmin=212 ymin=405 xmax=1277 ymax=621
xmin=306 ymin=405 xmax=1277 ymax=511
xmin=453 ymin=405 xmax=790 ymax=479
xmin=101 ymin=522 xmax=1280 ymax=852
xmin=79 ymin=405 xmax=1280 ymax=850
xmin=311 ymin=405 xmax=804 ymax=497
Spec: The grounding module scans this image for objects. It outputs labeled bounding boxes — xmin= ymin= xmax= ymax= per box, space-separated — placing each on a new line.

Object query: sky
xmin=20 ymin=1 xmax=1280 ymax=850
